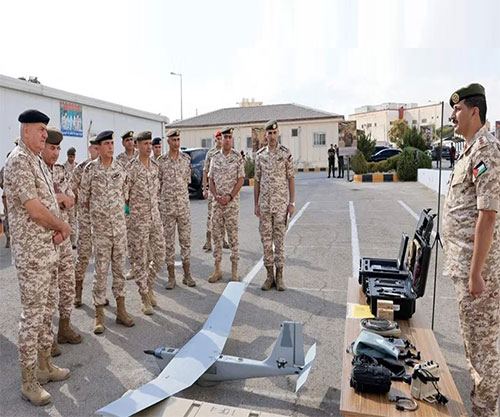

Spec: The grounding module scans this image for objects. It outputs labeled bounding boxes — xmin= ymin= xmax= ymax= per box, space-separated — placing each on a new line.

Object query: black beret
xmin=67 ymin=147 xmax=76 ymax=156
xmin=152 ymin=137 xmax=162 ymax=145
xmin=95 ymin=130 xmax=114 ymax=143
xmin=449 ymin=83 xmax=486 ymax=107
xmin=264 ymin=120 xmax=279 ymax=131
xmin=136 ymin=130 xmax=152 ymax=141
xmin=166 ymin=129 xmax=180 ymax=138
xmin=221 ymin=126 xmax=234 ymax=135
xmin=18 ymin=109 xmax=50 ymax=124
xmin=121 ymin=130 xmax=134 ymax=140
xmin=89 ymin=136 xmax=98 ymax=145
xmin=46 ymin=126 xmax=63 ymax=145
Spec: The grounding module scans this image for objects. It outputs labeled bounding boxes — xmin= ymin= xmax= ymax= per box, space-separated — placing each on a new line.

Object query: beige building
xmin=349 ymin=102 xmax=452 ymax=144
xmin=168 ymin=103 xmax=344 ymax=169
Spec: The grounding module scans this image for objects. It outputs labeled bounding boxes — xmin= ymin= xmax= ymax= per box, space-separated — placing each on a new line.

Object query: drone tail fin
xmin=264 ymin=321 xmax=305 ymax=368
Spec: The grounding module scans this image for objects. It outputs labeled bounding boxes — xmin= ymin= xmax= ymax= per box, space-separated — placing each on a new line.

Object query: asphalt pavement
xmin=0 ymin=172 xmax=473 ymax=417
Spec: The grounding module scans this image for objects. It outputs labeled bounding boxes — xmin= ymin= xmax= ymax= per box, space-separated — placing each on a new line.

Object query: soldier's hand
xmin=53 ymin=232 xmax=64 ymax=245
xmin=254 ymin=205 xmax=260 ymax=217
xmin=469 ymin=273 xmax=485 ymax=299
xmin=59 ymin=221 xmax=72 ymax=240
xmin=287 ymin=204 xmax=295 ymax=217
xmin=203 ymin=190 xmax=208 ymax=199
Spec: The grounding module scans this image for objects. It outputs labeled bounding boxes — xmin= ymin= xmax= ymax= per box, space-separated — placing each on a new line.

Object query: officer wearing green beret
xmin=152 ymin=137 xmax=163 ymax=161
xmin=443 ymin=83 xmax=500 ymax=417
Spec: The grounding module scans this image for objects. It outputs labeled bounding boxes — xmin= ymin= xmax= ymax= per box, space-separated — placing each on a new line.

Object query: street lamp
xmin=170 ymin=72 xmax=183 ymax=120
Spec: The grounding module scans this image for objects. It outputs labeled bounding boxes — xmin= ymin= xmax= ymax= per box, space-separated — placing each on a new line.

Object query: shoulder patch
xmin=473 ymin=161 xmax=487 ymax=181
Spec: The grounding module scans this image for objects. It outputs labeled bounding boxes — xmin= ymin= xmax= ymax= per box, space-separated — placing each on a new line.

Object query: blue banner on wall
xmin=60 ymin=101 xmax=83 ymax=137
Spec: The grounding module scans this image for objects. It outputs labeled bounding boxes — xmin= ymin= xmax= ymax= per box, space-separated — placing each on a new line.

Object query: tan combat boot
xmin=182 ymin=262 xmax=196 ymax=287
xmin=125 ymin=269 xmax=135 ymax=281
xmin=231 ymin=262 xmax=239 ymax=281
xmin=148 ymin=282 xmax=157 ymax=307
xmin=36 ymin=349 xmax=70 ymax=385
xmin=94 ymin=305 xmax=105 ymax=334
xmin=57 ymin=316 xmax=82 ymax=344
xmin=223 ymin=238 xmax=230 ymax=249
xmin=50 ymin=334 xmax=61 ymax=357
xmin=202 ymin=232 xmax=212 ymax=252
xmin=275 ymin=266 xmax=286 ymax=291
xmin=261 ymin=265 xmax=275 ymax=291
xmin=21 ymin=364 xmax=51 ymax=406
xmin=116 ymin=297 xmax=135 ymax=327
xmin=74 ymin=281 xmax=83 ymax=307
xmin=165 ymin=265 xmax=176 ymax=290
xmin=141 ymin=294 xmax=153 ymax=315
xmin=208 ymin=261 xmax=223 ymax=283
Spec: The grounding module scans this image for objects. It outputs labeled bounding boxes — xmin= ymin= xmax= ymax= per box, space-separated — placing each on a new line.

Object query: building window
xmin=201 ymin=138 xmax=212 ymax=148
xmin=367 ymin=123 xmax=372 ymax=128
xmin=246 ymin=137 xmax=252 ymax=148
xmin=374 ymin=123 xmax=377 ymax=127
xmin=313 ymin=132 xmax=326 ymax=146
xmin=421 ymin=118 xmax=427 ymax=123
xmin=390 ymin=121 xmax=394 ymax=126
xmin=412 ymin=120 xmax=417 ymax=125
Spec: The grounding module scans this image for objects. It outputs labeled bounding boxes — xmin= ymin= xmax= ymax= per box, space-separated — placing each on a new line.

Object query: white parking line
xmin=349 ymin=201 xmax=360 ymax=280
xmin=398 ymin=200 xmax=437 ymax=239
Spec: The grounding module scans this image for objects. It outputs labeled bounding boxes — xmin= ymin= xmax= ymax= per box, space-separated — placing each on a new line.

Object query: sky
xmin=1 ymin=0 xmax=499 ymax=129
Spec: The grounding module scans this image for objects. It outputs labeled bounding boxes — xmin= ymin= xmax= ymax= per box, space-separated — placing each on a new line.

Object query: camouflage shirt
xmin=443 ymin=125 xmax=500 ymax=251
xmin=203 ymin=146 xmax=221 ymax=176
xmin=4 ymin=140 xmax=60 ymax=255
xmin=64 ymin=160 xmax=76 ymax=175
xmin=126 ymin=157 xmax=161 ymax=222
xmin=51 ymin=163 xmax=74 ymax=223
xmin=116 ymin=150 xmax=138 ymax=170
xmin=71 ymin=158 xmax=92 ymax=197
xmin=158 ymin=152 xmax=191 ymax=214
xmin=209 ymin=149 xmax=245 ymax=201
xmin=255 ymin=145 xmax=294 ymax=212
xmin=79 ymin=157 xmax=127 ymax=236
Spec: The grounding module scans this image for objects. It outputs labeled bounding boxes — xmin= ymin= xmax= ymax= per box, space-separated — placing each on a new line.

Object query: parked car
xmin=430 ymin=145 xmax=450 ymax=161
xmin=182 ymin=147 xmax=209 ymax=199
xmin=369 ymin=148 xmax=401 ymax=162
xmin=371 ymin=145 xmax=389 ymax=157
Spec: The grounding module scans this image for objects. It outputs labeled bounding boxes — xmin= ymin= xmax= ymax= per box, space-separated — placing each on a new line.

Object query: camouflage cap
xmin=264 ymin=120 xmax=279 ymax=131
xmin=136 ymin=130 xmax=152 ymax=141
xmin=449 ymin=83 xmax=486 ymax=107
xmin=95 ymin=130 xmax=114 ymax=143
xmin=67 ymin=147 xmax=76 ymax=156
xmin=121 ymin=130 xmax=134 ymax=140
xmin=46 ymin=126 xmax=63 ymax=145
xmin=166 ymin=128 xmax=180 ymax=138
xmin=221 ymin=126 xmax=234 ymax=135
xmin=152 ymin=137 xmax=162 ymax=145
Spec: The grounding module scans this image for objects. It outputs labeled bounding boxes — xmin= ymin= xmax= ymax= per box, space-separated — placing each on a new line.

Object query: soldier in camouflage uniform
xmin=80 ymin=130 xmax=134 ymax=334
xmin=152 ymin=137 xmax=163 ymax=161
xmin=41 ymin=127 xmax=82 ymax=355
xmin=254 ymin=120 xmax=295 ymax=291
xmin=72 ymin=137 xmax=100 ymax=307
xmin=5 ymin=110 xmax=71 ymax=406
xmin=158 ymin=129 xmax=195 ymax=289
xmin=443 ymin=84 xmax=500 ymax=417
xmin=64 ymin=147 xmax=77 ymax=247
xmin=0 ymin=161 xmax=10 ymax=248
xmin=208 ymin=127 xmax=245 ymax=282
xmin=126 ymin=130 xmax=165 ymax=315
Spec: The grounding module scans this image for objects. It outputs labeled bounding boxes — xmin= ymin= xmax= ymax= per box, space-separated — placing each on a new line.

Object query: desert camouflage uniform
xmin=158 ymin=152 xmax=191 ymax=266
xmin=255 ymin=145 xmax=294 ymax=268
xmin=442 ymin=125 xmax=500 ymax=417
xmin=72 ymin=158 xmax=93 ymax=283
xmin=126 ymin=158 xmax=165 ymax=295
xmin=204 ymin=146 xmax=219 ymax=233
xmin=50 ymin=164 xmax=76 ymax=318
xmin=4 ymin=141 xmax=60 ymax=367
xmin=115 ymin=150 xmax=138 ymax=169
xmin=79 ymin=158 xmax=127 ymax=306
xmin=0 ymin=166 xmax=9 ymax=246
xmin=64 ymin=160 xmax=77 ymax=245
xmin=209 ymin=149 xmax=244 ymax=262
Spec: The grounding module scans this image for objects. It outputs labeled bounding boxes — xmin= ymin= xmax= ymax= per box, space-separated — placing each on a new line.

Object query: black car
xmin=371 ymin=145 xmax=388 ymax=156
xmin=369 ymin=148 xmax=401 ymax=162
xmin=182 ymin=147 xmax=209 ymax=199
xmin=430 ymin=145 xmax=450 ymax=161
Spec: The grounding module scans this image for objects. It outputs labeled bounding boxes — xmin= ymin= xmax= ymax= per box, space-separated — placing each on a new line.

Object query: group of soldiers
xmin=2 ymin=109 xmax=295 ymax=407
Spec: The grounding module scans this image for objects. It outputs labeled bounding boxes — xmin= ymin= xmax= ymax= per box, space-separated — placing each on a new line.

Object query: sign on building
xmin=60 ymin=101 xmax=83 ymax=137
xmin=338 ymin=121 xmax=357 ymax=156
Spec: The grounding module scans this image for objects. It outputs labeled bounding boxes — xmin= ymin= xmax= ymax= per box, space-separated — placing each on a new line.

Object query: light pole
xmin=170 ymin=72 xmax=183 ymax=120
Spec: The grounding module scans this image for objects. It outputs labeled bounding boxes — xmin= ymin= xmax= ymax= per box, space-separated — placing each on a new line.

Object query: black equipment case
xmin=358 ymin=209 xmax=435 ymax=319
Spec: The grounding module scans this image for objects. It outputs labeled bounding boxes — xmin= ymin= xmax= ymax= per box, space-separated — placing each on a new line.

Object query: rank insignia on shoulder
xmin=473 ymin=161 xmax=487 ymax=181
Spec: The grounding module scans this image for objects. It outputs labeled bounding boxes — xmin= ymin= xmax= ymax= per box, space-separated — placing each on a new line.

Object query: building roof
xmin=168 ymin=103 xmax=342 ymax=128
xmin=0 ymin=74 xmax=169 ymax=123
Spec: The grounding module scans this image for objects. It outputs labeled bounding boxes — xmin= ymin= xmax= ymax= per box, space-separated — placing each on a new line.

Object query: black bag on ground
xmin=350 ymin=354 xmax=392 ymax=393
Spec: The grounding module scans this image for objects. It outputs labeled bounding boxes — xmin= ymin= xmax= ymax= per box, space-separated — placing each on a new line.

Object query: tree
xmin=401 ymin=127 xmax=428 ymax=151
xmin=388 ymin=119 xmax=409 ymax=148
xmin=357 ymin=130 xmax=376 ymax=161
xmin=435 ymin=124 xmax=455 ymax=140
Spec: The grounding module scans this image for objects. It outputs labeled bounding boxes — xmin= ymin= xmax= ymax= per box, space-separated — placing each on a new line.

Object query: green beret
xmin=221 ymin=126 xmax=234 ymax=135
xmin=264 ymin=120 xmax=279 ymax=131
xmin=121 ymin=130 xmax=134 ymax=140
xmin=166 ymin=129 xmax=180 ymax=138
xmin=67 ymin=147 xmax=76 ymax=156
xmin=152 ymin=137 xmax=162 ymax=146
xmin=136 ymin=130 xmax=152 ymax=141
xmin=46 ymin=126 xmax=63 ymax=145
xmin=449 ymin=83 xmax=485 ymax=107
xmin=18 ymin=109 xmax=50 ymax=125
xmin=89 ymin=136 xmax=98 ymax=145
xmin=96 ymin=130 xmax=114 ymax=143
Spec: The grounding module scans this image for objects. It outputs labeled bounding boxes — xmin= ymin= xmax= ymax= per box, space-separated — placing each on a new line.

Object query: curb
xmin=353 ymin=173 xmax=398 ymax=183
xmin=243 ymin=178 xmax=254 ymax=186
xmin=297 ymin=167 xmax=327 ymax=172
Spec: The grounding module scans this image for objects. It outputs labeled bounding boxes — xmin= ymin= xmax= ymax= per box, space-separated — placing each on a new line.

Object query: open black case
xmin=358 ymin=209 xmax=435 ymax=319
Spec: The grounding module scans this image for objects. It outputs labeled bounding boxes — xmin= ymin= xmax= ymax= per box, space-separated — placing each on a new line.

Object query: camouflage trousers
xmin=206 ymin=193 xmax=214 ymax=233
xmin=74 ymin=209 xmax=92 ymax=283
xmin=56 ymin=238 xmax=76 ymax=318
xmin=446 ymin=246 xmax=500 ymax=417
xmin=212 ymin=202 xmax=239 ymax=263
xmin=259 ymin=207 xmax=287 ymax=268
xmin=14 ymin=242 xmax=58 ymax=367
xmin=126 ymin=212 xmax=135 ymax=270
xmin=129 ymin=219 xmax=165 ymax=296
xmin=2 ymin=196 xmax=9 ymax=243
xmin=162 ymin=211 xmax=191 ymax=266
xmin=69 ymin=206 xmax=77 ymax=247
xmin=92 ymin=231 xmax=127 ymax=306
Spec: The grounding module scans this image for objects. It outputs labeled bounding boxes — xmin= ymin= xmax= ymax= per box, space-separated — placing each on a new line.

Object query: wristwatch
xmin=289 ymin=202 xmax=295 ymax=206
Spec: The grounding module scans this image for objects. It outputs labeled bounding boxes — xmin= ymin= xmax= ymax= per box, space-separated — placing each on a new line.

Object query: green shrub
xmin=396 ymin=147 xmax=431 ymax=181
xmin=244 ymin=157 xmax=255 ymax=178
xmin=402 ymin=127 xmax=428 ymax=152
xmin=357 ymin=131 xmax=376 ymax=161
xmin=382 ymin=155 xmax=399 ymax=171
xmin=351 ymin=150 xmax=368 ymax=174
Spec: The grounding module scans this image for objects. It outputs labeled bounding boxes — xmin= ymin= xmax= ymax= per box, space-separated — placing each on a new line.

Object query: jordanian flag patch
xmin=473 ymin=161 xmax=487 ymax=181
